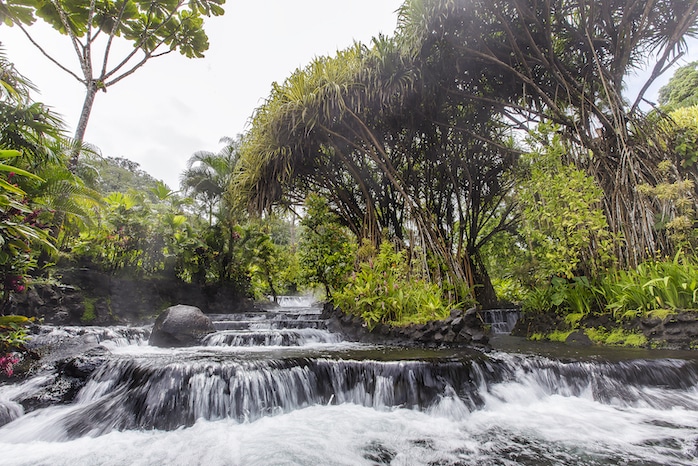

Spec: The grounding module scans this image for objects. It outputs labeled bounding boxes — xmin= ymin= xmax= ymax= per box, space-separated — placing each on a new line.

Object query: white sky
xmin=2 ymin=1 xmax=404 ymax=189
xmin=2 ymin=1 xmax=696 ymax=190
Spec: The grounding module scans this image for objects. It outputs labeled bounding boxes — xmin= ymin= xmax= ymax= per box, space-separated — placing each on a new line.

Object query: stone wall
xmin=512 ymin=309 xmax=698 ymax=349
xmin=322 ymin=304 xmax=489 ymax=347
xmin=639 ymin=311 xmax=698 ymax=349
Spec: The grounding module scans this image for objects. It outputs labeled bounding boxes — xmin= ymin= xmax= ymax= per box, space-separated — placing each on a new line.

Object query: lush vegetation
xmin=2 ymin=0 xmax=698 ymax=360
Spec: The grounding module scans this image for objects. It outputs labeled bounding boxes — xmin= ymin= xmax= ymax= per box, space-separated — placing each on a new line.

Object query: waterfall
xmin=481 ymin=308 xmax=521 ymax=333
xmin=268 ymin=295 xmax=317 ymax=308
xmin=1 ymin=303 xmax=697 ymax=465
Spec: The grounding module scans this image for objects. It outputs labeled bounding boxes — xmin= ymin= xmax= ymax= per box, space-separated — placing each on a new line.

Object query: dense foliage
xmin=659 ymin=61 xmax=698 ymax=110
xmin=334 ymin=241 xmax=466 ymax=329
xmin=2 ymin=1 xmax=698 ymax=351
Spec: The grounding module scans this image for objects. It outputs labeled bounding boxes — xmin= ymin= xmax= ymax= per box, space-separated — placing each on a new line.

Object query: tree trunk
xmin=70 ymin=81 xmax=99 ymax=170
xmin=471 ymin=252 xmax=498 ymax=309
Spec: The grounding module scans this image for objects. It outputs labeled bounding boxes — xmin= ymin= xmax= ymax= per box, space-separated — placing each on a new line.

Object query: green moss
xmin=645 ymin=308 xmax=677 ymax=320
xmin=547 ymin=330 xmax=574 ymax=342
xmin=81 ymin=297 xmax=97 ymax=323
xmin=563 ymin=312 xmax=584 ymax=328
xmin=585 ymin=327 xmax=647 ymax=347
xmin=529 ymin=332 xmax=544 ymax=341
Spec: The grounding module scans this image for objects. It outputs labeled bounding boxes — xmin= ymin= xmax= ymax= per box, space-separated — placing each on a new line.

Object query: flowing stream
xmin=0 ymin=300 xmax=697 ymax=465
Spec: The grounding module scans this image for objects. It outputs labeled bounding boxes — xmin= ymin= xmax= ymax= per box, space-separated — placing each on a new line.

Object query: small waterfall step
xmin=9 ymin=353 xmax=697 ymax=440
xmin=207 ymin=312 xmax=323 ymax=322
xmin=269 ymin=295 xmax=318 ymax=308
xmin=208 ymin=307 xmax=328 ymax=332
xmin=481 ymin=308 xmax=521 ymax=334
xmin=212 ymin=320 xmax=328 ymax=331
xmin=203 ymin=328 xmax=341 ymax=347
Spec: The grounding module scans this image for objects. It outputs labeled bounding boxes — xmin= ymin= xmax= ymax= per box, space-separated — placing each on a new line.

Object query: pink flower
xmin=0 ymin=354 xmax=19 ymax=377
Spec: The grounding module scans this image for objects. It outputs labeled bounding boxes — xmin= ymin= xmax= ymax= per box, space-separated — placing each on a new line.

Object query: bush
xmin=333 ymin=241 xmax=458 ymax=329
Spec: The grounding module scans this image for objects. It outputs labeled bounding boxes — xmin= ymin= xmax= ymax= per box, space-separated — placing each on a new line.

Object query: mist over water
xmin=0 ymin=303 xmax=696 ymax=465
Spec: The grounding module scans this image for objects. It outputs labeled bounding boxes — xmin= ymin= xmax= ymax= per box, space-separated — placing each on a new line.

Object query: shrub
xmin=333 ymin=241 xmax=457 ymax=329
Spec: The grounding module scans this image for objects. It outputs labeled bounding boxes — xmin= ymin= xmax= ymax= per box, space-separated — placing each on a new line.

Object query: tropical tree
xmin=518 ymin=123 xmax=616 ymax=283
xmin=181 ymin=136 xmax=238 ymax=225
xmin=297 ymin=194 xmax=356 ymax=298
xmin=397 ymin=0 xmax=698 ymax=268
xmin=235 ymin=37 xmax=518 ymax=305
xmin=0 ymin=48 xmax=57 ymax=307
xmin=659 ymin=61 xmax=698 ymax=110
xmin=0 ymin=46 xmax=65 ymax=165
xmin=0 ymin=0 xmax=225 ymax=165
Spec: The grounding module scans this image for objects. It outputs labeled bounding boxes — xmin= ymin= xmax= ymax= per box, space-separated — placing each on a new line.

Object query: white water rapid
xmin=0 ymin=302 xmax=696 ymax=465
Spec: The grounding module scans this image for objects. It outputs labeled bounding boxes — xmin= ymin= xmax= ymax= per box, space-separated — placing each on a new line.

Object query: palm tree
xmin=180 ymin=136 xmax=239 ymax=225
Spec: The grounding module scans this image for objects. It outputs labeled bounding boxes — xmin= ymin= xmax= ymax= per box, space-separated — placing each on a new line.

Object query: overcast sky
xmin=2 ymin=1 xmax=404 ymax=189
xmin=2 ymin=1 xmax=696 ymax=190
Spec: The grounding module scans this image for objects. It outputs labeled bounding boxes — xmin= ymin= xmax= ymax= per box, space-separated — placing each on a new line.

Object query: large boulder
xmin=149 ymin=305 xmax=215 ymax=347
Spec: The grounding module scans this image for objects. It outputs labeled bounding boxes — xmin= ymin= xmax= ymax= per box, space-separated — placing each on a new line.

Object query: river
xmin=0 ymin=300 xmax=696 ymax=465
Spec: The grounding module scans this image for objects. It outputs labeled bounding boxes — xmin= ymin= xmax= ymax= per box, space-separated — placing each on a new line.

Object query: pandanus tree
xmin=234 ymin=37 xmax=519 ymax=306
xmin=0 ymin=0 xmax=225 ymax=166
xmin=397 ymin=0 xmax=698 ymax=268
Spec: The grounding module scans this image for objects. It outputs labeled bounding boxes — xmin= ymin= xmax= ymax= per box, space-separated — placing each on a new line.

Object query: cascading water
xmin=481 ymin=308 xmax=521 ymax=334
xmin=0 ymin=301 xmax=697 ymax=465
xmin=268 ymin=295 xmax=318 ymax=309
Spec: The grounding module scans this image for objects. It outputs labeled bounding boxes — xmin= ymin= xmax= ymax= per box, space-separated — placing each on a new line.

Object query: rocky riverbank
xmin=322 ymin=303 xmax=489 ymax=347
xmin=512 ymin=309 xmax=698 ymax=349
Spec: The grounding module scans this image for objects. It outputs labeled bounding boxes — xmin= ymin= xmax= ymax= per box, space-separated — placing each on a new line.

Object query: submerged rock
xmin=15 ymin=345 xmax=113 ymax=412
xmin=566 ymin=331 xmax=592 ymax=347
xmin=149 ymin=305 xmax=215 ymax=347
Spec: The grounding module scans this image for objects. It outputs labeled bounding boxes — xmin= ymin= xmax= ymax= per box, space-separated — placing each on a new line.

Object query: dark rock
xmin=640 ymin=318 xmax=662 ymax=328
xmin=470 ymin=331 xmax=488 ymax=345
xmin=59 ymin=346 xmax=111 ymax=379
xmin=665 ymin=325 xmax=684 ymax=336
xmin=456 ymin=328 xmax=472 ymax=343
xmin=463 ymin=307 xmax=482 ymax=328
xmin=450 ymin=316 xmax=465 ymax=333
xmin=149 ymin=305 xmax=215 ymax=347
xmin=677 ymin=313 xmax=696 ymax=322
xmin=565 ymin=331 xmax=592 ymax=347
xmin=17 ymin=373 xmax=86 ymax=412
xmin=323 ymin=304 xmax=489 ymax=348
